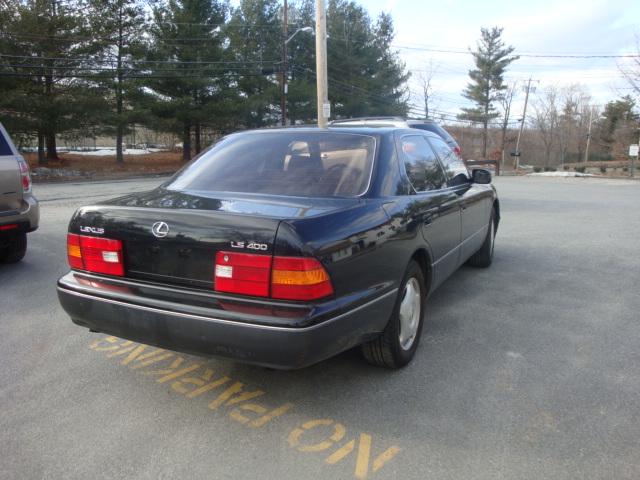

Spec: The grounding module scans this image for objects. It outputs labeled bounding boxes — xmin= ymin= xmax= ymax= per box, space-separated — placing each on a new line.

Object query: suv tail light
xmin=67 ymin=233 xmax=124 ymax=276
xmin=214 ymin=251 xmax=333 ymax=301
xmin=17 ymin=158 xmax=31 ymax=193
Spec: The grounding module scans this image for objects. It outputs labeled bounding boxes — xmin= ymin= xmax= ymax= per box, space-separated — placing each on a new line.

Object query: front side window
xmin=166 ymin=131 xmax=376 ymax=197
xmin=428 ymin=137 xmax=469 ymax=186
xmin=398 ymin=135 xmax=447 ymax=192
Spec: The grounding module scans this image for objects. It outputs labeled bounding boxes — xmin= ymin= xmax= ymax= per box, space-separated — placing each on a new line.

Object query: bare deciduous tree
xmin=557 ymin=85 xmax=592 ymax=165
xmin=498 ymin=81 xmax=517 ymax=165
xmin=416 ymin=60 xmax=439 ymax=118
xmin=618 ymin=35 xmax=640 ymax=99
xmin=532 ymin=86 xmax=559 ymax=166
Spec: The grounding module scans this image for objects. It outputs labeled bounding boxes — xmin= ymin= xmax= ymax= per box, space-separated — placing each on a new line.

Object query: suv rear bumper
xmin=0 ymin=195 xmax=39 ymax=234
xmin=57 ymin=272 xmax=396 ymax=369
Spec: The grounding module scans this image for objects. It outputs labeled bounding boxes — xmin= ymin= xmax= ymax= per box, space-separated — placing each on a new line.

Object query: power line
xmin=0 ymin=71 xmax=273 ymax=79
xmin=392 ymin=44 xmax=640 ymax=59
xmin=0 ymin=53 xmax=279 ymax=66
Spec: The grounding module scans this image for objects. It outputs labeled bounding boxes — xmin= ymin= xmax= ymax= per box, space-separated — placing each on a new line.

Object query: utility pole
xmin=280 ymin=0 xmax=288 ymax=126
xmin=514 ymin=77 xmax=532 ymax=171
xmin=315 ymin=0 xmax=329 ymax=128
xmin=584 ymin=106 xmax=594 ymax=163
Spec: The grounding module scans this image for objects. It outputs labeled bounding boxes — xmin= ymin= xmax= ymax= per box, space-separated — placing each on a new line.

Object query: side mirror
xmin=471 ymin=168 xmax=492 ymax=184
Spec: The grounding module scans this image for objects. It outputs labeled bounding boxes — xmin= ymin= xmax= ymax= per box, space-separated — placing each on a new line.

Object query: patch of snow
xmin=32 ymin=167 xmax=83 ymax=177
xmin=66 ymin=148 xmax=166 ymax=156
xmin=527 ymin=171 xmax=597 ymax=177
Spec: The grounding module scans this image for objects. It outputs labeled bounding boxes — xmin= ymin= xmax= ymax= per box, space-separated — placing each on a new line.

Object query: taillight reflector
xmin=0 ymin=224 xmax=18 ymax=231
xmin=18 ymin=159 xmax=31 ymax=193
xmin=67 ymin=233 xmax=124 ymax=276
xmin=214 ymin=251 xmax=333 ymax=301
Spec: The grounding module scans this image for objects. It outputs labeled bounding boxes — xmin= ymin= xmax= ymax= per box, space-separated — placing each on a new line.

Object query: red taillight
xmin=215 ymin=251 xmax=271 ymax=297
xmin=67 ymin=233 xmax=124 ymax=276
xmin=18 ymin=159 xmax=31 ymax=193
xmin=0 ymin=224 xmax=18 ymax=231
xmin=214 ymin=251 xmax=334 ymax=301
xmin=453 ymin=146 xmax=462 ymax=158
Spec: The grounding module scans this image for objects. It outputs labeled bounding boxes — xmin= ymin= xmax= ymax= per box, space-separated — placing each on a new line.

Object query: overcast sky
xmin=357 ymin=0 xmax=640 ymax=121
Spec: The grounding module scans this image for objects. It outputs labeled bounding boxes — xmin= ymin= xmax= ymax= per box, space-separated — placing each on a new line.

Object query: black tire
xmin=362 ymin=260 xmax=426 ymax=369
xmin=467 ymin=210 xmax=495 ymax=268
xmin=2 ymin=233 xmax=27 ymax=263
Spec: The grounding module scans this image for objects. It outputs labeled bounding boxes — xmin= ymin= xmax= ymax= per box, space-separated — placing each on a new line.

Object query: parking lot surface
xmin=1 ymin=176 xmax=639 ymax=479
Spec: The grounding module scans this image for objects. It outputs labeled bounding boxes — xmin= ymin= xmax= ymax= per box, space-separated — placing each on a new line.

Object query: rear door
xmin=397 ymin=134 xmax=461 ymax=287
xmin=0 ymin=123 xmax=22 ymax=214
xmin=428 ymin=136 xmax=491 ymax=262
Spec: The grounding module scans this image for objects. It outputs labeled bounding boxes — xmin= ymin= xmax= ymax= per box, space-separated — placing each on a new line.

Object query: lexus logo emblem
xmin=151 ymin=221 xmax=169 ymax=238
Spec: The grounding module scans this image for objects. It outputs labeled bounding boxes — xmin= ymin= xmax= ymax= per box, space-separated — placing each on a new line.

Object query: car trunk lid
xmin=70 ymin=189 xmax=359 ymax=289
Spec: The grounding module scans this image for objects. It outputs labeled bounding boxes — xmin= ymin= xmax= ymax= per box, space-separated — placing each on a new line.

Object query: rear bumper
xmin=57 ymin=272 xmax=396 ymax=369
xmin=0 ymin=194 xmax=39 ymax=235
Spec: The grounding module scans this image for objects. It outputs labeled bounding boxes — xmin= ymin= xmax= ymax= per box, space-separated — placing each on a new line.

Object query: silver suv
xmin=0 ymin=123 xmax=39 ymax=263
xmin=330 ymin=117 xmax=463 ymax=158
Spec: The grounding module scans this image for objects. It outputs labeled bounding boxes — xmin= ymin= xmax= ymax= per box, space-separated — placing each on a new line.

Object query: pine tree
xmin=282 ymin=0 xmax=316 ymax=124
xmin=88 ymin=0 xmax=148 ymax=163
xmin=0 ymin=0 xmax=105 ymax=163
xmin=599 ymin=95 xmax=639 ymax=158
xmin=146 ymin=0 xmax=229 ymax=161
xmin=226 ymin=0 xmax=282 ymax=128
xmin=284 ymin=1 xmax=408 ymax=122
xmin=325 ymin=0 xmax=408 ymax=118
xmin=459 ymin=27 xmax=518 ymax=158
xmin=370 ymin=12 xmax=409 ymax=116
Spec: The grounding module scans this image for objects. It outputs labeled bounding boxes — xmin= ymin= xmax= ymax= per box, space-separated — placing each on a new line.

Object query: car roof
xmin=405 ymin=119 xmax=439 ymax=125
xmin=230 ymin=125 xmax=444 ymax=144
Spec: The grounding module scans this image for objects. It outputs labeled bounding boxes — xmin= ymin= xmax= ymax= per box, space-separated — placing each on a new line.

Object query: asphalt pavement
xmin=1 ymin=176 xmax=639 ymax=480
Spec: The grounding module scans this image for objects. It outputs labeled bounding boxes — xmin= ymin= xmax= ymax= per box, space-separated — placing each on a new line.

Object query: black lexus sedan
xmin=57 ymin=126 xmax=499 ymax=369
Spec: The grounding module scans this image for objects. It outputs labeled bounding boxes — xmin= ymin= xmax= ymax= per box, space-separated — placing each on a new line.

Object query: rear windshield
xmin=167 ymin=131 xmax=376 ymax=197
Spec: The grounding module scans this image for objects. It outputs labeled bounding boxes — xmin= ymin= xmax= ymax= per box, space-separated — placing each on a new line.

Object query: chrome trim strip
xmin=461 ymin=224 xmax=489 ymax=246
xmin=432 ymin=244 xmax=459 ymax=267
xmin=59 ymin=287 xmax=398 ymax=333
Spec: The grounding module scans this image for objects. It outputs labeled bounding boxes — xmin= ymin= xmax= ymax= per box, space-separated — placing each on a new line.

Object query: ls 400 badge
xmin=230 ymin=241 xmax=268 ymax=251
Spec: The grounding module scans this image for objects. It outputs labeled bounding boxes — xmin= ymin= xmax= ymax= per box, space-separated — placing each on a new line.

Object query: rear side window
xmin=398 ymin=135 xmax=447 ymax=192
xmin=167 ymin=132 xmax=375 ymax=197
xmin=0 ymin=127 xmax=14 ymax=156
xmin=428 ymin=137 xmax=469 ymax=186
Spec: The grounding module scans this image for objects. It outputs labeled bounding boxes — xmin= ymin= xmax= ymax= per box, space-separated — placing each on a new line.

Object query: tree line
xmin=0 ymin=0 xmax=409 ymax=163
xmin=2 ymin=1 xmax=638 ymax=169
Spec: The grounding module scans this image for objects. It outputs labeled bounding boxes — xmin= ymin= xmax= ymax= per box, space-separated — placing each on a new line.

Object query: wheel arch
xmin=410 ymin=248 xmax=433 ymax=295
xmin=493 ymin=198 xmax=501 ymax=230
